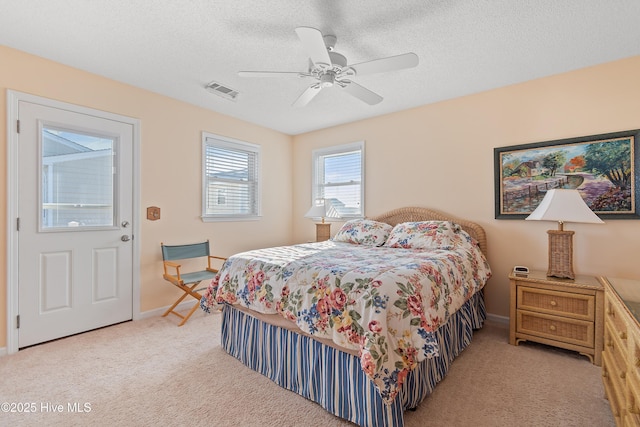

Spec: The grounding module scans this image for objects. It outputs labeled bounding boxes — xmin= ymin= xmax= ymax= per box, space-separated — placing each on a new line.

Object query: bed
xmin=200 ymin=207 xmax=491 ymax=427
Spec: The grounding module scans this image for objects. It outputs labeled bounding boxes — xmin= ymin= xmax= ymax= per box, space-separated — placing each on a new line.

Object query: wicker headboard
xmin=369 ymin=207 xmax=488 ymax=255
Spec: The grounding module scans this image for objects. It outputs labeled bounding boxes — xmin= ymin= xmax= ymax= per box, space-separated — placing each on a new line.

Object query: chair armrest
xmin=207 ymin=255 xmax=228 ymax=273
xmin=163 ymin=260 xmax=182 ymax=284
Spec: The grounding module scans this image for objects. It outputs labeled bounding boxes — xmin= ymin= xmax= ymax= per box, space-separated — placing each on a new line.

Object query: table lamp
xmin=525 ymin=189 xmax=604 ymax=279
xmin=305 ymin=199 xmax=341 ymax=241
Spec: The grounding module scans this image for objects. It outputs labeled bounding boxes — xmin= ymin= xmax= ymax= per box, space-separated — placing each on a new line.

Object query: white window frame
xmin=201 ymin=132 xmax=261 ymax=221
xmin=311 ymin=141 xmax=365 ymax=219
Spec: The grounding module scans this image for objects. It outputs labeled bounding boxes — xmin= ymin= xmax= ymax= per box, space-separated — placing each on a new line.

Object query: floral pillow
xmin=383 ymin=221 xmax=463 ymax=250
xmin=332 ymin=219 xmax=393 ymax=246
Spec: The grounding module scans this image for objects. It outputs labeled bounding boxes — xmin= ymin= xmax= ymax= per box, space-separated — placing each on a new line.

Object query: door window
xmin=40 ymin=126 xmax=116 ymax=230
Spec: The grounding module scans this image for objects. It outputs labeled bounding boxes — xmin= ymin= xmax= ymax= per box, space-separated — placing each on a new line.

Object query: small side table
xmin=509 ymin=269 xmax=604 ymax=365
xmin=314 ymin=222 xmax=331 ymax=241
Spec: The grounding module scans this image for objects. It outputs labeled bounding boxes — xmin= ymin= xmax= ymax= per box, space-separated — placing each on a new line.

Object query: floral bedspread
xmin=201 ymin=237 xmax=491 ymax=402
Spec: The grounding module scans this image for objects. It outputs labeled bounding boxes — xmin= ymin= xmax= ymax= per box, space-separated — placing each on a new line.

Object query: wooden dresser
xmin=509 ymin=270 xmax=603 ymax=365
xmin=600 ymin=276 xmax=640 ymax=427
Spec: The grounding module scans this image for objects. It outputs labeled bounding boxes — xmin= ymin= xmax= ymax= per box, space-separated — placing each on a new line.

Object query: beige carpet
xmin=0 ymin=309 xmax=614 ymax=427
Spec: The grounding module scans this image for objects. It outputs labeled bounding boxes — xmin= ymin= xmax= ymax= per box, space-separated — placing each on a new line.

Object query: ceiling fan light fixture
xmin=320 ymin=73 xmax=336 ymax=88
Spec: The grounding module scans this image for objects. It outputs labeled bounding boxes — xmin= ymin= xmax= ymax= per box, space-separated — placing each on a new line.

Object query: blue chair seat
xmin=180 ymin=270 xmax=217 ymax=288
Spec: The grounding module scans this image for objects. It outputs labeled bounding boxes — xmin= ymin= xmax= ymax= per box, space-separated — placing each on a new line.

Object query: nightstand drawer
xmin=518 ymin=286 xmax=595 ymax=321
xmin=517 ymin=309 xmax=594 ymax=347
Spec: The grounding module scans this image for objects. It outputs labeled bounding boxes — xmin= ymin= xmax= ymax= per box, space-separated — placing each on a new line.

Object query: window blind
xmin=313 ymin=141 xmax=364 ymax=218
xmin=203 ymin=134 xmax=260 ymax=219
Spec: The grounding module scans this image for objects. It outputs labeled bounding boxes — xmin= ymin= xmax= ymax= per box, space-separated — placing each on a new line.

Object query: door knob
xmin=121 ymin=235 xmax=131 ymax=242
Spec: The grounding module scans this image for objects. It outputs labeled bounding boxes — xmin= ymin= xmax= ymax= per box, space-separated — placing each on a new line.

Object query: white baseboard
xmin=0 ymin=346 xmax=7 ymax=357
xmin=138 ymin=300 xmax=201 ymax=320
xmin=486 ymin=312 xmax=509 ymax=326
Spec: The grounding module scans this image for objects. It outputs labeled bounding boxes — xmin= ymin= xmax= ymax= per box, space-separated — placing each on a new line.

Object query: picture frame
xmin=494 ymin=129 xmax=640 ymax=219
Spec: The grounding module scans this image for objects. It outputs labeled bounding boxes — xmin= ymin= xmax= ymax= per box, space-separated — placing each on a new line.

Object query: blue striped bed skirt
xmin=220 ymin=292 xmax=486 ymax=427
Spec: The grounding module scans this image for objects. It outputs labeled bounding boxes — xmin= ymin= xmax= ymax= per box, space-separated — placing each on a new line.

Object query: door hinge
xmin=16 ymin=315 xmax=20 ymax=329
xmin=16 ymin=217 xmax=20 ymax=231
xmin=16 ymin=119 xmax=20 ymax=133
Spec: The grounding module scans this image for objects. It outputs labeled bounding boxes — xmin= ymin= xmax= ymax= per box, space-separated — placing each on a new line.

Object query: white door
xmin=16 ymin=100 xmax=134 ymax=348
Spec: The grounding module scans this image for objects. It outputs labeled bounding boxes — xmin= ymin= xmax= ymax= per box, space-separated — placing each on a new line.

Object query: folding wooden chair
xmin=161 ymin=240 xmax=226 ymax=326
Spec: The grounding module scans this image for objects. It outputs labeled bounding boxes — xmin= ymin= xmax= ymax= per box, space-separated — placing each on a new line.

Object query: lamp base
xmin=316 ymin=223 xmax=331 ymax=242
xmin=547 ymin=229 xmax=575 ymax=279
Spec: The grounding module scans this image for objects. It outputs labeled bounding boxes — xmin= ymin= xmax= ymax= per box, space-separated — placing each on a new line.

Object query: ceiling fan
xmin=238 ymin=27 xmax=419 ymax=107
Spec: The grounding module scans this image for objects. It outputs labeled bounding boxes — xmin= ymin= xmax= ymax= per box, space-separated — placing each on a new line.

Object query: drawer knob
xmin=549 ymin=300 xmax=558 ymax=307
xmin=607 ymin=309 xmax=615 ymax=317
xmin=620 ymin=331 xmax=627 ymax=340
xmin=603 ymin=370 xmax=609 ymax=378
xmin=635 ymin=357 xmax=640 ymax=368
xmin=607 ymin=340 xmax=614 ymax=349
xmin=549 ymin=324 xmax=557 ymax=331
xmin=629 ymin=406 xmax=640 ymax=415
xmin=620 ymin=371 xmax=626 ymax=379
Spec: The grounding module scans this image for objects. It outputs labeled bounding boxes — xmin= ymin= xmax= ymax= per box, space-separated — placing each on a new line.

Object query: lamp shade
xmin=304 ymin=204 xmax=327 ymax=219
xmin=525 ymin=189 xmax=604 ymax=224
xmin=304 ymin=199 xmax=341 ymax=221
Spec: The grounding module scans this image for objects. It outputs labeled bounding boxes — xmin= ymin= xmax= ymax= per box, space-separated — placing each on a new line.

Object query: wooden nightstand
xmin=509 ymin=270 xmax=604 ymax=366
xmin=315 ymin=223 xmax=331 ymax=241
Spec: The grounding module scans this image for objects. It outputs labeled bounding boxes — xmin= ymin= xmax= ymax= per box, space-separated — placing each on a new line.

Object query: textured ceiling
xmin=2 ymin=0 xmax=640 ymax=135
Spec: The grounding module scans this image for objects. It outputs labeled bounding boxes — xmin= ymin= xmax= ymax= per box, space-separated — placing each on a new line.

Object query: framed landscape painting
xmin=494 ymin=129 xmax=640 ymax=219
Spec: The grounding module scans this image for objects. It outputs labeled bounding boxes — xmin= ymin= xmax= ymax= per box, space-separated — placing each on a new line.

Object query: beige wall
xmin=2 ymin=44 xmax=639 ymax=349
xmin=292 ymin=55 xmax=640 ymax=318
xmin=0 ymin=46 xmax=293 ymax=348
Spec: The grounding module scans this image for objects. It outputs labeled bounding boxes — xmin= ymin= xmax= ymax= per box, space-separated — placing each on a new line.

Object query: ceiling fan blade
xmin=239 ymin=71 xmax=307 ymax=78
xmin=295 ymin=26 xmax=331 ymax=67
xmin=349 ymin=52 xmax=419 ymax=76
xmin=340 ymin=81 xmax=383 ymax=105
xmin=292 ymin=84 xmax=322 ymax=107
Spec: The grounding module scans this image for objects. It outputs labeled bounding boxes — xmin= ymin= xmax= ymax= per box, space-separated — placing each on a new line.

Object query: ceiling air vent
xmin=205 ymin=81 xmax=240 ymax=101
